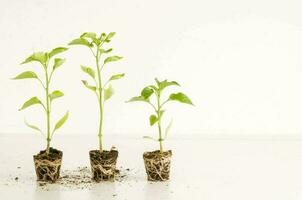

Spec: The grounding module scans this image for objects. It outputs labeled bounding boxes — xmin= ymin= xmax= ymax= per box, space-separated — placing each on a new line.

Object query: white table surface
xmin=1 ymin=134 xmax=302 ymax=200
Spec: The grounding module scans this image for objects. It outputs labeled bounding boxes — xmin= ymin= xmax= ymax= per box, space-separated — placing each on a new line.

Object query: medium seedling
xmin=127 ymin=78 xmax=193 ymax=153
xmin=68 ymin=32 xmax=124 ymax=152
xmin=13 ymin=47 xmax=69 ymax=154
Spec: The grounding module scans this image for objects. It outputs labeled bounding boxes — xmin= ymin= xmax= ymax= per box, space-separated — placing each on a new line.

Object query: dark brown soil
xmin=33 ymin=147 xmax=63 ymax=182
xmin=143 ymin=150 xmax=172 ymax=181
xmin=89 ymin=150 xmax=118 ymax=182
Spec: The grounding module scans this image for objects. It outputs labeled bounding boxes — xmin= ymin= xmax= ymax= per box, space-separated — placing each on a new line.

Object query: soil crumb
xmin=37 ymin=166 xmax=128 ymax=190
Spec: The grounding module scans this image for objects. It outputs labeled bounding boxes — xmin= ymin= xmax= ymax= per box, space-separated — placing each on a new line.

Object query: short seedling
xmin=68 ymin=32 xmax=124 ymax=152
xmin=13 ymin=47 xmax=69 ymax=154
xmin=127 ymin=78 xmax=193 ymax=181
xmin=127 ymin=78 xmax=193 ymax=153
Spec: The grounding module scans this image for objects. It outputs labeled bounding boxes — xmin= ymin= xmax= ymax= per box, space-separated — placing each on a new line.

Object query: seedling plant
xmin=127 ymin=78 xmax=193 ymax=153
xmin=69 ymin=32 xmax=124 ymax=152
xmin=13 ymin=47 xmax=69 ymax=154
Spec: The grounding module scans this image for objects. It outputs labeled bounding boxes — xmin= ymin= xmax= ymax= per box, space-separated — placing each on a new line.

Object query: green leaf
xmin=159 ymin=80 xmax=180 ymax=90
xmin=143 ymin=136 xmax=157 ymax=141
xmin=19 ymin=97 xmax=42 ymax=111
xmin=104 ymin=85 xmax=114 ymax=101
xmin=21 ymin=52 xmax=48 ymax=65
xmin=105 ymin=32 xmax=116 ymax=42
xmin=53 ymin=58 xmax=65 ymax=70
xmin=12 ymin=71 xmax=38 ymax=80
xmin=81 ymin=65 xmax=95 ymax=79
xmin=169 ymin=92 xmax=194 ymax=105
xmin=49 ymin=90 xmax=64 ymax=102
xmin=104 ymin=56 xmax=123 ymax=64
xmin=49 ymin=47 xmax=68 ymax=58
xmin=80 ymin=32 xmax=97 ymax=40
xmin=100 ymin=48 xmax=113 ymax=54
xmin=126 ymin=96 xmax=149 ymax=103
xmin=164 ymin=119 xmax=173 ymax=139
xmin=109 ymin=73 xmax=124 ymax=81
xmin=149 ymin=85 xmax=159 ymax=92
xmin=24 ymin=118 xmax=43 ymax=134
xmin=80 ymin=32 xmax=99 ymax=45
xmin=82 ymin=80 xmax=96 ymax=91
xmin=141 ymin=87 xmax=154 ymax=99
xmin=149 ymin=115 xmax=158 ymax=126
xmin=99 ymin=33 xmax=106 ymax=41
xmin=68 ymin=38 xmax=92 ymax=48
xmin=53 ymin=111 xmax=69 ymax=133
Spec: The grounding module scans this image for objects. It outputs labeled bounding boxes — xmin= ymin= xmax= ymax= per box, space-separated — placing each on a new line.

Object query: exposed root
xmin=34 ymin=156 xmax=62 ymax=182
xmin=89 ymin=150 xmax=118 ymax=182
xmin=143 ymin=150 xmax=172 ymax=181
xmin=33 ymin=148 xmax=62 ymax=182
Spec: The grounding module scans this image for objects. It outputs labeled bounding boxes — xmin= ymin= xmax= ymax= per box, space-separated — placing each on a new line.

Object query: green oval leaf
xmin=53 ymin=111 xmax=69 ymax=133
xmin=53 ymin=58 xmax=65 ymax=70
xmin=82 ymin=80 xmax=96 ymax=91
xmin=12 ymin=71 xmax=38 ymax=80
xmin=80 ymin=32 xmax=100 ymax=45
xmin=109 ymin=73 xmax=124 ymax=81
xmin=68 ymin=38 xmax=92 ymax=48
xmin=24 ymin=118 xmax=43 ymax=134
xmin=100 ymin=48 xmax=113 ymax=54
xmin=81 ymin=65 xmax=95 ymax=79
xmin=81 ymin=32 xmax=97 ymax=39
xmin=104 ymin=85 xmax=114 ymax=101
xmin=49 ymin=47 xmax=68 ymax=58
xmin=164 ymin=119 xmax=173 ymax=139
xmin=159 ymin=80 xmax=180 ymax=90
xmin=21 ymin=52 xmax=48 ymax=65
xmin=143 ymin=136 xmax=157 ymax=141
xmin=126 ymin=96 xmax=149 ymax=103
xmin=49 ymin=90 xmax=64 ymax=102
xmin=105 ymin=32 xmax=116 ymax=42
xmin=104 ymin=56 xmax=123 ymax=64
xmin=169 ymin=92 xmax=194 ymax=105
xmin=99 ymin=33 xmax=106 ymax=41
xmin=19 ymin=97 xmax=43 ymax=111
xmin=149 ymin=115 xmax=158 ymax=126
xmin=141 ymin=87 xmax=154 ymax=99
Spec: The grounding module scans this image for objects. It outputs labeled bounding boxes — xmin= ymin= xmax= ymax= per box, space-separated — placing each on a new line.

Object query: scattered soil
xmin=143 ymin=150 xmax=172 ymax=181
xmin=33 ymin=147 xmax=63 ymax=182
xmin=37 ymin=166 xmax=128 ymax=190
xmin=56 ymin=167 xmax=93 ymax=189
xmin=89 ymin=150 xmax=118 ymax=182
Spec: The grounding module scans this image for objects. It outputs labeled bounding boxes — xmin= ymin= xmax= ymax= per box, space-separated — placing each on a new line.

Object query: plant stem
xmin=156 ymin=93 xmax=164 ymax=153
xmin=96 ymin=47 xmax=103 ymax=152
xmin=45 ymin=65 xmax=51 ymax=154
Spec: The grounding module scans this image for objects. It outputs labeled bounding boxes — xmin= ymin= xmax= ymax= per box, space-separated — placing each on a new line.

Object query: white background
xmin=1 ymin=0 xmax=302 ymax=137
xmin=1 ymin=1 xmax=302 ymax=199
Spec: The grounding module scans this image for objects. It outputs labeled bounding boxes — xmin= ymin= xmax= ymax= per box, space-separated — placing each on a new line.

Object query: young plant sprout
xmin=68 ymin=32 xmax=124 ymax=152
xmin=13 ymin=47 xmax=69 ymax=182
xmin=68 ymin=32 xmax=123 ymax=181
xmin=127 ymin=78 xmax=193 ymax=153
xmin=13 ymin=48 xmax=69 ymax=154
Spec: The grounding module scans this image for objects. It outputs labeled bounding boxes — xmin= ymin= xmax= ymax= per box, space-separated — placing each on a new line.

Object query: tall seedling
xmin=69 ymin=32 xmax=124 ymax=152
xmin=13 ymin=48 xmax=69 ymax=154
